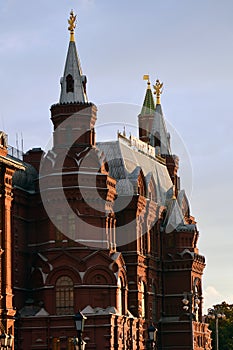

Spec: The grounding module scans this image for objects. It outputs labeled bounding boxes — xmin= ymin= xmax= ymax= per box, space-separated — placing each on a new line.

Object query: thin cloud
xmin=203 ymin=286 xmax=233 ymax=312
xmin=80 ymin=0 xmax=95 ymax=8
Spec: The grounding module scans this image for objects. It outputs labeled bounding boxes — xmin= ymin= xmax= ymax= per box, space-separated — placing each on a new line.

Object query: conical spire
xmin=140 ymin=75 xmax=155 ymax=115
xmin=59 ymin=10 xmax=88 ymax=104
xmin=138 ymin=75 xmax=156 ymax=144
xmin=150 ymin=79 xmax=171 ymax=155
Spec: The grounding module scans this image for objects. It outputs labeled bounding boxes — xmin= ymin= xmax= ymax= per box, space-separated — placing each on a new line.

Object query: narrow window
xmin=141 ymin=281 xmax=146 ymax=318
xmin=66 ymin=74 xmax=74 ymax=93
xmin=56 ymin=276 xmax=74 ymax=315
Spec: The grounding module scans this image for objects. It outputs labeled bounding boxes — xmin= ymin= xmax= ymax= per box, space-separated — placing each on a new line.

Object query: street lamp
xmin=0 ymin=333 xmax=14 ymax=349
xmin=147 ymin=324 xmax=158 ymax=349
xmin=182 ymin=291 xmax=201 ymax=350
xmin=74 ymin=311 xmax=87 ymax=350
xmin=207 ymin=308 xmax=225 ymax=350
xmin=182 ymin=291 xmax=200 ymax=321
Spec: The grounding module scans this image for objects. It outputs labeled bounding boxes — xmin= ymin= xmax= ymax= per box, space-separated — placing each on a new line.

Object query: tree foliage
xmin=207 ymin=302 xmax=233 ymax=350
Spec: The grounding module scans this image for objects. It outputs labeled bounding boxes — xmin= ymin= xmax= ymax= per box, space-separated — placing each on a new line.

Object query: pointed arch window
xmin=66 ymin=74 xmax=74 ymax=93
xmin=56 ymin=276 xmax=74 ymax=315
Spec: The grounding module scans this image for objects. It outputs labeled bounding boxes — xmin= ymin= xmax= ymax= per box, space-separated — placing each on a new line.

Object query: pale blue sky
xmin=0 ymin=0 xmax=232 ymax=311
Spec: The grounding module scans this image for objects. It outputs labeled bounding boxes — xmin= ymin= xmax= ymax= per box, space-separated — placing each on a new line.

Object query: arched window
xmin=56 ymin=276 xmax=74 ymax=315
xmin=66 ymin=74 xmax=74 ymax=93
xmin=148 ymin=179 xmax=156 ymax=202
xmin=117 ymin=277 xmax=123 ymax=315
xmin=138 ymin=175 xmax=145 ymax=197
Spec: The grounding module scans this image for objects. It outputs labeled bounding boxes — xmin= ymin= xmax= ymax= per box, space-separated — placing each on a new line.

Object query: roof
xmin=140 ymin=82 xmax=155 ymax=115
xmin=0 ymin=154 xmax=25 ymax=170
xmin=97 ymin=135 xmax=173 ymax=205
xmin=12 ymin=162 xmax=37 ymax=193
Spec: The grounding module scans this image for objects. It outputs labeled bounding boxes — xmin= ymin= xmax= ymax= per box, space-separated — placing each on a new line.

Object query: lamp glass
xmin=74 ymin=311 xmax=86 ymax=332
xmin=75 ymin=319 xmax=82 ymax=332
xmin=148 ymin=325 xmax=156 ymax=341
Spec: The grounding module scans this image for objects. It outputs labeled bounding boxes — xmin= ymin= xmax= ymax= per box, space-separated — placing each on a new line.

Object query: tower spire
xmin=150 ymin=79 xmax=171 ymax=155
xmin=59 ymin=10 xmax=88 ymax=104
xmin=141 ymin=75 xmax=155 ymax=115
xmin=138 ymin=75 xmax=156 ymax=144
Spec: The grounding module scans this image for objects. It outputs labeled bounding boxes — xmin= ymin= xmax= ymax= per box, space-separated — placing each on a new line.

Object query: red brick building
xmin=0 ymin=10 xmax=212 ymax=350
xmin=0 ymin=133 xmax=24 ymax=344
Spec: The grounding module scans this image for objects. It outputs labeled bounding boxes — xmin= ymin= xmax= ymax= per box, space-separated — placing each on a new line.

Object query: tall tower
xmin=152 ymin=79 xmax=180 ymax=195
xmin=137 ymin=78 xmax=212 ymax=350
xmin=51 ymin=10 xmax=96 ymax=149
xmin=44 ymin=10 xmax=116 ymax=250
xmin=13 ymin=11 xmax=132 ymax=350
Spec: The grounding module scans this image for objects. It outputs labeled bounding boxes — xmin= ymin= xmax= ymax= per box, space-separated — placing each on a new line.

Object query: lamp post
xmin=207 ymin=308 xmax=225 ymax=350
xmin=182 ymin=291 xmax=201 ymax=350
xmin=74 ymin=311 xmax=87 ymax=350
xmin=147 ymin=324 xmax=158 ymax=350
xmin=0 ymin=332 xmax=14 ymax=349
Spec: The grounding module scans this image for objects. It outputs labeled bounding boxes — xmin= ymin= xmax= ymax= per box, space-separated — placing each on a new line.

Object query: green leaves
xmin=208 ymin=302 xmax=233 ymax=350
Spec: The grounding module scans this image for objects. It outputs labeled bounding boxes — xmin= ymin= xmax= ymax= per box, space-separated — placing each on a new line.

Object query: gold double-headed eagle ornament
xmin=68 ymin=10 xmax=77 ymax=42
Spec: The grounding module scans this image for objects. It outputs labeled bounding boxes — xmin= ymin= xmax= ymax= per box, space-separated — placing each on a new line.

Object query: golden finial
xmin=68 ymin=10 xmax=77 ymax=42
xmin=172 ymin=185 xmax=176 ymax=200
xmin=143 ymin=74 xmax=151 ymax=89
xmin=153 ymin=79 xmax=163 ymax=105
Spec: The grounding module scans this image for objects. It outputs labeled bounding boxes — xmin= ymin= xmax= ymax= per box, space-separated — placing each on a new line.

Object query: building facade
xmin=0 ymin=133 xmax=24 ymax=344
xmin=0 ymin=10 xmax=212 ymax=350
